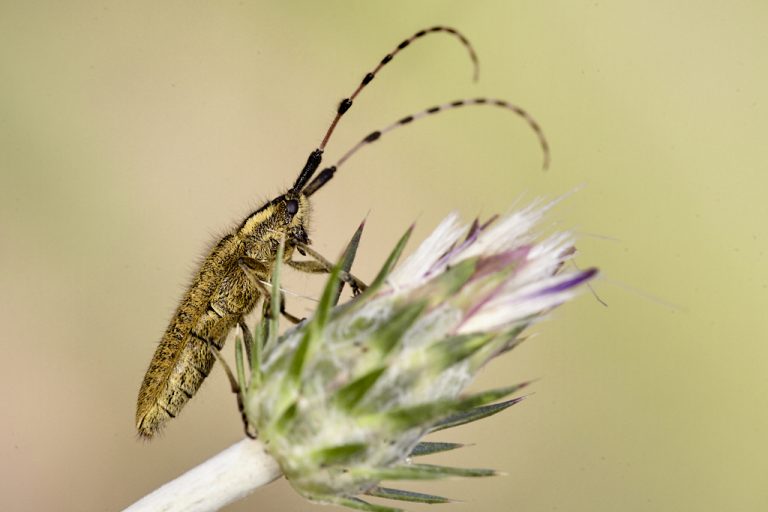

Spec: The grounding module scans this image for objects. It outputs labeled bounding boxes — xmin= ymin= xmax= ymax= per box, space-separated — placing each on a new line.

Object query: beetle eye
xmin=286 ymin=199 xmax=299 ymax=216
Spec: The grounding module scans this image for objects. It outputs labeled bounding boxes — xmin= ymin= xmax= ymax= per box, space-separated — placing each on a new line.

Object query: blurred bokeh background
xmin=2 ymin=1 xmax=766 ymax=511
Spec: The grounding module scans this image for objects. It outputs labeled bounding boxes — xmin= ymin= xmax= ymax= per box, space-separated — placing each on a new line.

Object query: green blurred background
xmin=2 ymin=1 xmax=766 ymax=511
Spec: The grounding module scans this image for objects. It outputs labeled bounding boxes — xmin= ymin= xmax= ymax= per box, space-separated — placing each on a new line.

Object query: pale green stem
xmin=122 ymin=439 xmax=280 ymax=512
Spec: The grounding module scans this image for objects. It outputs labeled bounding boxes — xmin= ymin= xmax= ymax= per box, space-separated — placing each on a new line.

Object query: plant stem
xmin=123 ymin=438 xmax=281 ymax=512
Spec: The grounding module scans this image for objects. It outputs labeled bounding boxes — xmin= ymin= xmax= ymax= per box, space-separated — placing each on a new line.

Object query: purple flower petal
xmin=529 ymin=268 xmax=598 ymax=297
xmin=426 ymin=215 xmax=499 ymax=278
xmin=471 ymin=247 xmax=530 ymax=282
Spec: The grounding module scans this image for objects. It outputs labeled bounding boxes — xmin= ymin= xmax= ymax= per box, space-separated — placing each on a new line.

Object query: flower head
xmin=242 ymin=200 xmax=596 ymax=511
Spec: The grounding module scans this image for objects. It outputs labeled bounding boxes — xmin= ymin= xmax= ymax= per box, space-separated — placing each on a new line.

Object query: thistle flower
xmin=246 ymin=198 xmax=595 ymax=510
xmin=124 ymin=199 xmax=596 ymax=512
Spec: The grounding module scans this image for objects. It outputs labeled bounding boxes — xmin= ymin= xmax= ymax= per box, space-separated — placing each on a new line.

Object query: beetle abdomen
xmin=136 ymin=308 xmax=239 ymax=437
xmin=136 ymin=235 xmax=263 ymax=438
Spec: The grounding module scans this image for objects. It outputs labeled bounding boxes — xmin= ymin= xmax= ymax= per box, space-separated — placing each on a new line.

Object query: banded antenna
xmin=318 ymin=26 xmax=479 ymax=151
xmin=292 ymin=26 xmax=548 ymax=195
xmin=302 ymin=98 xmax=550 ymax=197
xmin=292 ymin=26 xmax=478 ymax=192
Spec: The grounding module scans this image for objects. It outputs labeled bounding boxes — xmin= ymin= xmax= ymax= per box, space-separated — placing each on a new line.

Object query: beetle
xmin=136 ymin=26 xmax=548 ymax=438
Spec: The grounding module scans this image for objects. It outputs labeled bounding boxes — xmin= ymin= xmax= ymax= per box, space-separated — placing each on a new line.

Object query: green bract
xmin=236 ymin=203 xmax=596 ymax=511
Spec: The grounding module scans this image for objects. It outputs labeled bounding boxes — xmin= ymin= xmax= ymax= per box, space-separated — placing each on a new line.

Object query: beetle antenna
xmin=318 ymin=26 xmax=479 ymax=152
xmin=302 ymin=97 xmax=550 ymax=197
xmin=293 ymin=27 xmax=479 ymax=192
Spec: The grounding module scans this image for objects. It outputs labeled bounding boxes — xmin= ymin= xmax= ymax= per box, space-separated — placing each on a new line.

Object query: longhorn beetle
xmin=136 ymin=26 xmax=550 ymax=438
